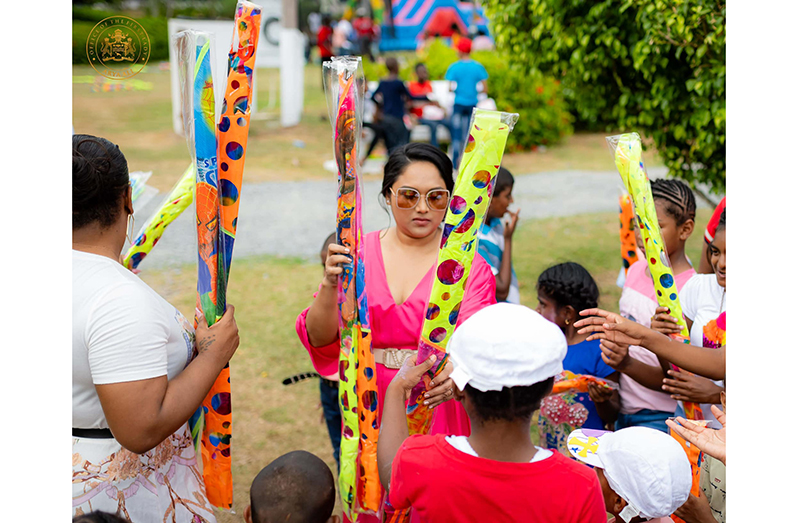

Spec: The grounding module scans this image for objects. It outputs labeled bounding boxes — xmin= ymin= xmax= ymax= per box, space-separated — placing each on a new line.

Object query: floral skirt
xmin=72 ymin=423 xmax=216 ymax=523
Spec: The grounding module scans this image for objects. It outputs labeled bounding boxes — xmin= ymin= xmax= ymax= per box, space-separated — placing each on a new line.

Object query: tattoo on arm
xmin=197 ymin=334 xmax=215 ymax=354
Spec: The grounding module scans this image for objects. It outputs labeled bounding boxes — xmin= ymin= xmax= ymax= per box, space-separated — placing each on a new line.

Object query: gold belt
xmin=372 ymin=348 xmax=416 ymax=370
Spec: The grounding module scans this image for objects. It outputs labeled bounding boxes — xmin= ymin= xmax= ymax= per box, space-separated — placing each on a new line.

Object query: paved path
xmin=132 ymin=166 xmax=716 ymax=269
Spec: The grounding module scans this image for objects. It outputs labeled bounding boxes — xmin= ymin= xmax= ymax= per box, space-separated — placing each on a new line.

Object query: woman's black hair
xmin=493 ymin=166 xmax=514 ymax=197
xmin=716 ymin=208 xmax=726 ymax=233
xmin=73 ymin=511 xmax=129 ymax=523
xmin=650 ymin=178 xmax=696 ymax=226
xmin=73 ymin=134 xmax=129 ymax=230
xmin=380 ymin=142 xmax=454 ymax=198
xmin=464 ymin=377 xmax=554 ymax=423
xmin=536 ymin=262 xmax=599 ymax=313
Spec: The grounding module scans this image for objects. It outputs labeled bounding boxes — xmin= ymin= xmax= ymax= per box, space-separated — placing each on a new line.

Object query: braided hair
xmin=73 ymin=134 xmax=129 ymax=230
xmin=536 ymin=262 xmax=599 ymax=314
xmin=650 ymin=178 xmax=696 ymax=226
xmin=465 ymin=378 xmax=554 ymax=423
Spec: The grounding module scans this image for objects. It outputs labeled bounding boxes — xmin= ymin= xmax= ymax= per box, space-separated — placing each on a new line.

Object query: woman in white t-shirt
xmin=651 ymin=209 xmax=726 ymax=428
xmin=72 ymin=135 xmax=240 ymax=522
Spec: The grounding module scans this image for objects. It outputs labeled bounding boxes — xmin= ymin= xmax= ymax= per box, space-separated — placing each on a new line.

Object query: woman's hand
xmin=598 ymin=339 xmax=631 ymax=370
xmin=666 ymin=405 xmax=726 ymax=465
xmin=323 ymin=243 xmax=352 ymax=288
xmin=673 ymin=489 xmax=716 ymax=523
xmin=575 ymin=308 xmax=647 ymax=347
xmin=423 ymin=359 xmax=455 ymax=408
xmin=587 ymin=381 xmax=614 ymax=403
xmin=390 ymin=354 xmax=438 ymax=401
xmin=662 ymin=369 xmax=724 ymax=404
xmin=650 ymin=306 xmax=683 ymax=335
xmin=195 ymin=305 xmax=240 ymax=366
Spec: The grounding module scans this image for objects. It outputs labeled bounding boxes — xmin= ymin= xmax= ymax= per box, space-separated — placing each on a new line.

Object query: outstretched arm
xmin=575 ymin=308 xmax=726 ymax=380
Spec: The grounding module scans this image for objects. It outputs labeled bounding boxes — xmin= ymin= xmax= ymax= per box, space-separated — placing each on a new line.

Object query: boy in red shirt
xmin=377 ymin=303 xmax=606 ymax=522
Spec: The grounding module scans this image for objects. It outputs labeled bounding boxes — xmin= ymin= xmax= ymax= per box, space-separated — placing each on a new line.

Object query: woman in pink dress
xmin=296 ymin=143 xmax=496 ymax=521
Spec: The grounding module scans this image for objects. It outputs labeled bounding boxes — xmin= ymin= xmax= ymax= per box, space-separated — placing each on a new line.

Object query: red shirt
xmin=407 ymin=81 xmax=433 ymax=118
xmin=317 ymin=26 xmax=334 ymax=57
xmin=389 ymin=434 xmax=607 ymax=523
xmin=352 ymin=16 xmax=374 ymax=38
xmin=704 ymin=196 xmax=726 ymax=243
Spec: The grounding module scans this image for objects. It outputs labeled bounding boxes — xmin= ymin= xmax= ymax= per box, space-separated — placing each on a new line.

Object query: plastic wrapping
xmin=323 ymin=56 xmax=381 ymax=520
xmin=122 ymin=164 xmax=195 ymax=270
xmin=406 ymin=108 xmax=519 ymax=436
xmin=550 ymin=370 xmax=619 ymax=395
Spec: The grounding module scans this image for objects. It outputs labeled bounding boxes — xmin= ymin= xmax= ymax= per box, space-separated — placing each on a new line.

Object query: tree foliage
xmin=483 ymin=0 xmax=726 ymax=193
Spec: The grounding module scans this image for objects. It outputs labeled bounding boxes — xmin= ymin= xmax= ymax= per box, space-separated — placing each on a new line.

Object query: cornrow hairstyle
xmin=536 ymin=262 xmax=599 ymax=313
xmin=650 ymin=178 xmax=696 ymax=226
xmin=73 ymin=134 xmax=130 ymax=230
xmin=493 ymin=166 xmax=514 ymax=197
xmin=464 ymin=377 xmax=554 ymax=423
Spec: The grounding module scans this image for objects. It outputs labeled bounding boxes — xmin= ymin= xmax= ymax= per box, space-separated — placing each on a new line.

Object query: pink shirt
xmin=618 ymin=260 xmax=695 ymax=415
xmin=297 ymin=229 xmax=496 ymax=409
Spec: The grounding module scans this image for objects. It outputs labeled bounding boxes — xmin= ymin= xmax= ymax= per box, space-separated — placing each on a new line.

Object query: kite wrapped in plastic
xmin=323 ymin=55 xmax=381 ymax=520
xmin=406 ymin=108 xmax=518 ymax=436
xmin=122 ymin=164 xmax=194 ymax=270
xmin=617 ymin=191 xmax=639 ymax=287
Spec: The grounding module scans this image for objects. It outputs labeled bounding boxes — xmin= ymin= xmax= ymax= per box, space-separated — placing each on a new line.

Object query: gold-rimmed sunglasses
xmin=389 ymin=187 xmax=450 ymax=211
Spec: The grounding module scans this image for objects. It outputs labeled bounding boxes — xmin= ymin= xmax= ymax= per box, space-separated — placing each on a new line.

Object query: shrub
xmin=482 ymin=0 xmax=726 ymax=194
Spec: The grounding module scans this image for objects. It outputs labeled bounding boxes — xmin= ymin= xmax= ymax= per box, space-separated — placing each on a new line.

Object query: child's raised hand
xmin=575 ymin=308 xmax=646 ymax=347
xmin=587 ymin=381 xmax=614 ymax=403
xmin=503 ymin=208 xmax=520 ymax=239
xmin=390 ymin=354 xmax=438 ymax=400
xmin=598 ymin=339 xmax=630 ymax=370
xmin=650 ymin=306 xmax=682 ymax=335
xmin=665 ymin=406 xmax=726 ymax=465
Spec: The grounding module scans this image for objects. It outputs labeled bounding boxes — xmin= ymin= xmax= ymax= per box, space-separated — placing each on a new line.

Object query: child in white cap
xmin=567 ymin=426 xmax=692 ymax=522
xmin=376 ymin=303 xmax=606 ymax=522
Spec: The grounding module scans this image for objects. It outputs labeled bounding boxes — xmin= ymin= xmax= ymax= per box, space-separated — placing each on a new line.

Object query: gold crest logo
xmin=86 ymin=16 xmax=150 ymax=79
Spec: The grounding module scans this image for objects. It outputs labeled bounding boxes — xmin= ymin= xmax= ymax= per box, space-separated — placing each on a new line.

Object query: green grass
xmin=138 ymin=209 xmax=710 ymax=521
xmin=73 ymin=63 xmax=664 ymax=193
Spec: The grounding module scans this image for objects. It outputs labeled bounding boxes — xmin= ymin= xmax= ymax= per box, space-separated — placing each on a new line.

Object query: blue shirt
xmin=445 ymin=59 xmax=489 ymax=107
xmin=560 ymin=339 xmax=616 ymax=430
xmin=372 ymin=79 xmax=427 ymax=120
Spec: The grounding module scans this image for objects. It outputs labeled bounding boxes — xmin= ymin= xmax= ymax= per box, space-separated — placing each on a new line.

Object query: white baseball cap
xmin=448 ymin=303 xmax=567 ymax=392
xmin=567 ymin=427 xmax=692 ymax=522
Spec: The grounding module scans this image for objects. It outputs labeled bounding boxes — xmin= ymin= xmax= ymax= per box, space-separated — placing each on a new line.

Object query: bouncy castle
xmin=378 ymin=0 xmax=491 ymax=51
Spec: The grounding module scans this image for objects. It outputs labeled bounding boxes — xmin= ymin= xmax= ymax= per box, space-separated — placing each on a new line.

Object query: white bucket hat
xmin=567 ymin=427 xmax=692 ymax=522
xmin=448 ymin=303 xmax=567 ymax=392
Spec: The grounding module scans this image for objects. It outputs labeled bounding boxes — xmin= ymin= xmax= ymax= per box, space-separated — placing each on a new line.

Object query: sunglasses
xmin=389 ymin=187 xmax=450 ymax=211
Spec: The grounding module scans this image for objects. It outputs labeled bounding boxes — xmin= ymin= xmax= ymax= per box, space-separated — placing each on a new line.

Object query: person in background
xmin=407 ymin=63 xmax=449 ymax=149
xmin=445 ymin=38 xmax=488 ymax=168
xmin=371 ymin=57 xmax=430 ymax=154
xmin=244 ymin=450 xmax=339 ymax=523
xmin=317 ymin=15 xmax=334 ymax=89
xmin=333 ymin=16 xmax=354 ymax=55
xmin=567 ymin=426 xmax=692 ymax=523
xmin=477 ymin=167 xmax=520 ymax=303
xmin=377 ymin=304 xmax=607 ymax=522
xmin=471 ymin=30 xmax=494 ymax=51
xmin=352 ymin=8 xmax=376 ymax=61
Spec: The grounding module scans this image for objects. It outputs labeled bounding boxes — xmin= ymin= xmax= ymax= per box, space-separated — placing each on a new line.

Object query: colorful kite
xmin=607 ymin=132 xmax=704 ymax=502
xmin=122 ymin=164 xmax=194 ymax=270
xmin=406 ymin=109 xmax=518 ymax=435
xmin=323 ymin=55 xmax=380 ymax=520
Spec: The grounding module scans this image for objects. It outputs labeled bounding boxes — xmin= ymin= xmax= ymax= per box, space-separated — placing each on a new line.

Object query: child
xmin=535 ymin=262 xmax=620 ymax=453
xmin=615 ymin=179 xmax=698 ymax=433
xmin=477 ymin=166 xmax=521 ymax=303
xmin=244 ymin=450 xmax=339 ymax=523
xmin=445 ymin=37 xmax=488 ymax=168
xmin=567 ymin=426 xmax=692 ymax=523
xmin=377 ymin=303 xmax=606 ymax=522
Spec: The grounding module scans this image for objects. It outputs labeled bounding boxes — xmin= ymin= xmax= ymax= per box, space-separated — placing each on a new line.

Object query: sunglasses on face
xmin=389 ymin=187 xmax=450 ymax=211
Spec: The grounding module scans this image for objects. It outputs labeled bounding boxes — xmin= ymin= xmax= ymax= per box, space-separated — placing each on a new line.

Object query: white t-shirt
xmin=445 ymin=435 xmax=553 ymax=463
xmin=677 ymin=273 xmax=726 ymax=428
xmin=72 ymin=250 xmax=195 ymax=429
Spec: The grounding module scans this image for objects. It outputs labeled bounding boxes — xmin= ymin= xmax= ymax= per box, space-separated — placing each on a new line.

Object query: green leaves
xmin=483 ymin=0 xmax=726 ymax=193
